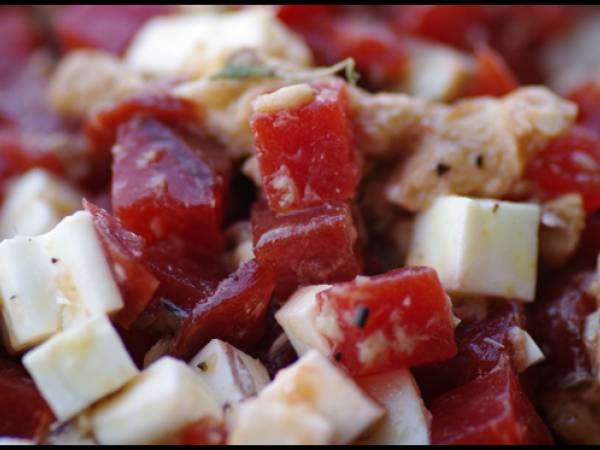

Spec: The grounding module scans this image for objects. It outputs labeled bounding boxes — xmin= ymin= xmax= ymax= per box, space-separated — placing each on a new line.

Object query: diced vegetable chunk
xmin=413 ymin=299 xmax=541 ymax=404
xmin=0 ymin=360 xmax=53 ymax=440
xmin=407 ymin=195 xmax=540 ymax=301
xmin=251 ymin=201 xmax=362 ymax=296
xmin=465 ymin=45 xmax=518 ymax=97
xmin=251 ymin=79 xmax=360 ymax=212
xmin=316 ymin=267 xmax=456 ymax=375
xmin=526 ymin=126 xmax=600 ymax=214
xmin=51 ymin=5 xmax=172 ymax=55
xmin=23 ymin=315 xmax=139 ymax=422
xmin=84 ymin=200 xmax=159 ymax=329
xmin=171 ymin=259 xmax=275 ymax=360
xmin=430 ymin=362 xmax=553 ymax=445
xmin=111 ymin=116 xmax=230 ymax=258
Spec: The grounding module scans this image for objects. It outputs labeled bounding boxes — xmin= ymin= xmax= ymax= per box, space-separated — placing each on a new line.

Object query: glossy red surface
xmin=251 ymin=201 xmax=362 ymax=297
xmin=317 ymin=266 xmax=457 ymax=375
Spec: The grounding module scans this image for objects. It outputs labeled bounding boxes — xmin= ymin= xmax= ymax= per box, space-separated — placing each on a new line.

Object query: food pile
xmin=1 ymin=4 xmax=600 ymax=445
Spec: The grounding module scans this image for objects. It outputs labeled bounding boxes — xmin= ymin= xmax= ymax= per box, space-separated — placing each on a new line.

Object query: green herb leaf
xmin=209 ymin=64 xmax=280 ymax=80
xmin=298 ymin=57 xmax=360 ymax=86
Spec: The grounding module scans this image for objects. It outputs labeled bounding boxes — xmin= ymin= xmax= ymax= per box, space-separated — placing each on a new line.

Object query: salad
xmin=0 ymin=4 xmax=600 ymax=445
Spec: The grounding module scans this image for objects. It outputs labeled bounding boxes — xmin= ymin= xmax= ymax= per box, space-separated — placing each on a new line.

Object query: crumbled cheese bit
xmin=253 ymin=83 xmax=316 ymax=114
xmin=507 ymin=326 xmax=545 ymax=373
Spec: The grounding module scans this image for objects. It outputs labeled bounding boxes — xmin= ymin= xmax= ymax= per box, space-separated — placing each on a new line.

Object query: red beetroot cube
xmin=85 ymin=91 xmax=194 ymax=156
xmin=142 ymin=242 xmax=227 ymax=315
xmin=112 ymin=116 xmax=230 ymax=258
xmin=171 ymin=259 xmax=275 ymax=360
xmin=316 ymin=266 xmax=457 ymax=375
xmin=0 ymin=359 xmax=53 ymax=440
xmin=412 ymin=299 xmax=527 ymax=404
xmin=251 ymin=201 xmax=362 ymax=296
xmin=84 ymin=200 xmax=159 ymax=329
xmin=431 ymin=362 xmax=553 ymax=445
xmin=251 ymin=78 xmax=360 ymax=212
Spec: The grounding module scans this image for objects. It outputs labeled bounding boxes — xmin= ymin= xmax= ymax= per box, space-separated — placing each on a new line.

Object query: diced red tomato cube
xmin=251 ymin=79 xmax=360 ymax=212
xmin=413 ymin=299 xmax=527 ymax=404
xmin=251 ymin=201 xmax=362 ymax=297
xmin=51 ymin=5 xmax=172 ymax=56
xmin=316 ymin=266 xmax=457 ymax=376
xmin=142 ymin=243 xmax=226 ymax=315
xmin=0 ymin=359 xmax=53 ymax=440
xmin=567 ymin=82 xmax=600 ymax=136
xmin=171 ymin=259 xmax=275 ymax=360
xmin=85 ymin=90 xmax=194 ymax=156
xmin=84 ymin=200 xmax=159 ymax=329
xmin=526 ymin=126 xmax=600 ymax=214
xmin=111 ymin=116 xmax=230 ymax=258
xmin=431 ymin=361 xmax=553 ymax=445
xmin=464 ymin=45 xmax=518 ymax=98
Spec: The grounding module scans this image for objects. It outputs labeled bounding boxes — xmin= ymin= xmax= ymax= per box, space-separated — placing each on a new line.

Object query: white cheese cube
xmin=228 ymin=398 xmax=334 ymax=445
xmin=260 ymin=350 xmax=383 ymax=444
xmin=91 ymin=356 xmax=222 ymax=445
xmin=0 ymin=438 xmax=34 ymax=445
xmin=356 ymin=369 xmax=431 ymax=445
xmin=22 ymin=315 xmax=138 ymax=422
xmin=125 ymin=7 xmax=312 ymax=78
xmin=189 ymin=339 xmax=270 ymax=409
xmin=275 ymin=284 xmax=332 ymax=357
xmin=398 ymin=39 xmax=474 ymax=101
xmin=0 ymin=211 xmax=123 ymax=352
xmin=507 ymin=326 xmax=545 ymax=373
xmin=407 ymin=195 xmax=541 ymax=301
xmin=0 ymin=169 xmax=82 ymax=239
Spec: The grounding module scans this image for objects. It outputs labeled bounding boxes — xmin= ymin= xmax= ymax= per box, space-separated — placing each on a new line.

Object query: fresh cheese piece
xmin=22 ymin=315 xmax=138 ymax=422
xmin=356 ymin=369 xmax=431 ymax=445
xmin=275 ymin=284 xmax=332 ymax=356
xmin=228 ymin=398 xmax=334 ymax=445
xmin=0 ymin=169 xmax=82 ymax=239
xmin=584 ymin=309 xmax=600 ymax=379
xmin=407 ymin=195 xmax=540 ymax=301
xmin=0 ymin=211 xmax=124 ymax=352
xmin=125 ymin=7 xmax=312 ymax=78
xmin=397 ymin=39 xmax=474 ymax=101
xmin=189 ymin=339 xmax=270 ymax=410
xmin=259 ymin=350 xmax=384 ymax=444
xmin=507 ymin=326 xmax=545 ymax=373
xmin=91 ymin=356 xmax=222 ymax=445
xmin=0 ymin=438 xmax=34 ymax=445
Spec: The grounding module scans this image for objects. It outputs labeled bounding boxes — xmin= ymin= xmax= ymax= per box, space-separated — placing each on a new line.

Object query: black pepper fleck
xmin=354 ymin=305 xmax=370 ymax=328
xmin=492 ymin=203 xmax=500 ymax=213
xmin=334 ymin=352 xmax=342 ymax=362
xmin=435 ymin=163 xmax=451 ymax=176
xmin=475 ymin=154 xmax=484 ymax=168
xmin=197 ymin=361 xmax=208 ymax=371
xmin=51 ymin=258 xmax=58 ymax=264
xmin=9 ymin=295 xmax=16 ymax=301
